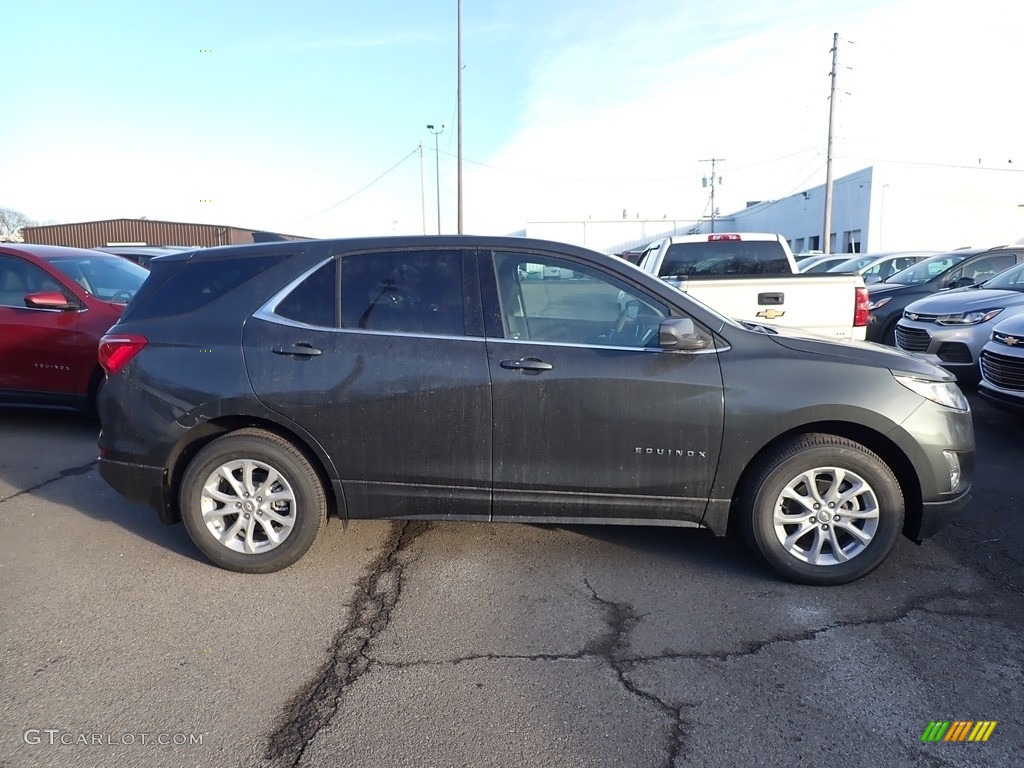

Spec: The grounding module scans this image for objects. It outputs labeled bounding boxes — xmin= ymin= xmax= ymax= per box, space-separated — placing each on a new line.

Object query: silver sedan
xmin=895 ymin=261 xmax=1024 ymax=377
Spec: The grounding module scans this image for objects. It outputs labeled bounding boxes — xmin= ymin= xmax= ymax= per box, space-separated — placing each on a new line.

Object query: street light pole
xmin=427 ymin=123 xmax=445 ymax=235
xmin=419 ymin=140 xmax=426 ymax=235
xmin=457 ymin=0 xmax=463 ymax=234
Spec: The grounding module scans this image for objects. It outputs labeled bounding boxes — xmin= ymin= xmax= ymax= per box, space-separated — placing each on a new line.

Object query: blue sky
xmin=4 ymin=0 xmax=1020 ymax=239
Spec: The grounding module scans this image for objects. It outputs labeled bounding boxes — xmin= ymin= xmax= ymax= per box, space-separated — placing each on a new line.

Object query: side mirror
xmin=948 ymin=277 xmax=975 ymax=289
xmin=863 ymin=274 xmax=881 ymax=284
xmin=24 ymin=291 xmax=77 ymax=311
xmin=659 ymin=317 xmax=710 ymax=351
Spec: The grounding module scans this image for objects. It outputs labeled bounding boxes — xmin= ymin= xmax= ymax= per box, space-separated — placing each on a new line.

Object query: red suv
xmin=0 ymin=243 xmax=149 ymax=415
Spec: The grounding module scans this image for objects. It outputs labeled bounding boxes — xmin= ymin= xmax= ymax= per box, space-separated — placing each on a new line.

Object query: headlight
xmin=868 ymin=296 xmax=891 ymax=310
xmin=936 ymin=308 xmax=1003 ymax=325
xmin=893 ymin=374 xmax=970 ymax=411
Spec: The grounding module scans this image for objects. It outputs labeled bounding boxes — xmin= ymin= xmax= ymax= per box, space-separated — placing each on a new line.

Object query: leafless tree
xmin=0 ymin=207 xmax=36 ymax=240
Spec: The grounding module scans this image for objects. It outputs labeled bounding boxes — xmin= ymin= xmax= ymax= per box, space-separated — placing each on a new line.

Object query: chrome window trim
xmin=253 ymin=309 xmax=724 ymax=352
xmin=253 ymin=254 xmax=723 ymax=353
xmin=253 ymin=256 xmax=336 ymax=330
xmin=485 ymin=336 xmax=724 ymax=355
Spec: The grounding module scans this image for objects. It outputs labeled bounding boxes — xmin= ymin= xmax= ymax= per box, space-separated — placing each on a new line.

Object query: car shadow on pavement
xmin=0 ymin=407 xmax=203 ymax=562
xmin=540 ymin=522 xmax=771 ymax=581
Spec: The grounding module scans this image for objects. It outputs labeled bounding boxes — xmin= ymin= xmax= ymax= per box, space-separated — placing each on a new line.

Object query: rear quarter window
xmin=124 ymin=254 xmax=285 ymax=321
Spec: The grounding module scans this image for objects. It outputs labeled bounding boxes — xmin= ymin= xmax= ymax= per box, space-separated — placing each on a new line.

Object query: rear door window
xmin=340 ymin=250 xmax=465 ymax=336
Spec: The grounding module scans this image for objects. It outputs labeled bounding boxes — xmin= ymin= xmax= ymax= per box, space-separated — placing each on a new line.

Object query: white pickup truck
xmin=629 ymin=233 xmax=869 ymax=341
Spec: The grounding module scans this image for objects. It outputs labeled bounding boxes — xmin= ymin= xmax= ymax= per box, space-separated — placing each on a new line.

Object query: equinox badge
xmin=636 ymin=447 xmax=707 ymax=458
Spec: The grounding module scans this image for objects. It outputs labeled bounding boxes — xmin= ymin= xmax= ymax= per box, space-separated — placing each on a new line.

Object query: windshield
xmin=885 ymin=253 xmax=972 ymax=285
xmin=48 ymin=256 xmax=149 ymax=303
xmin=829 ymin=255 xmax=875 ymax=272
xmin=802 ymin=257 xmax=848 ymax=273
xmin=981 ymin=261 xmax=1024 ymax=291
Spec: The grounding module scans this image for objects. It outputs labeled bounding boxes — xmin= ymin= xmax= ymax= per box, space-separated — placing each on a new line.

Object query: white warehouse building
xmin=526 ymin=163 xmax=1023 ymax=256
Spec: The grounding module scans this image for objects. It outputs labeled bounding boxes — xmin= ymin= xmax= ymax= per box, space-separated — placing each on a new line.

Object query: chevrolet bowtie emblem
xmin=1007 ymin=336 xmax=1020 ymax=346
xmin=756 ymin=308 xmax=785 ymax=320
xmin=907 ymin=313 xmax=919 ymax=321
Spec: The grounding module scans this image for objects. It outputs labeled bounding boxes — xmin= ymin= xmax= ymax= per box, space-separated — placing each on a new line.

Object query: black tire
xmin=179 ymin=428 xmax=327 ymax=573
xmin=739 ymin=434 xmax=904 ymax=586
xmin=882 ymin=319 xmax=899 ymax=346
xmin=85 ymin=368 xmax=105 ymax=421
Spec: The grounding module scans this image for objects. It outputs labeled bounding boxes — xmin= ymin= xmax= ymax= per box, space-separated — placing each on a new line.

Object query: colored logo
xmin=921 ymin=721 xmax=997 ymax=742
xmin=756 ymin=308 xmax=785 ymax=320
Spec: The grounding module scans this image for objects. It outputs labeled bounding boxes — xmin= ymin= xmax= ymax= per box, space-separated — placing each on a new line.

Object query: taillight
xmin=854 ymin=287 xmax=870 ymax=327
xmin=707 ymin=234 xmax=741 ymax=241
xmin=99 ymin=334 xmax=148 ymax=374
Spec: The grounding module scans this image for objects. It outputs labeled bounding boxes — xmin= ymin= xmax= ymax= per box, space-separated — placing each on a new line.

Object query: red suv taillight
xmin=99 ymin=334 xmax=148 ymax=375
xmin=854 ymin=286 xmax=869 ymax=327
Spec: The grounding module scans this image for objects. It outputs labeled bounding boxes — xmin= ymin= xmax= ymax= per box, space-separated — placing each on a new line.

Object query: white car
xmin=798 ymin=255 xmax=856 ymax=273
xmin=827 ymin=251 xmax=939 ymax=283
xmin=542 ymin=265 xmax=576 ymax=279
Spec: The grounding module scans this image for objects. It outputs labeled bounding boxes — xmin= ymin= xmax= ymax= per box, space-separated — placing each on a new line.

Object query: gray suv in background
xmin=96 ymin=236 xmax=974 ymax=585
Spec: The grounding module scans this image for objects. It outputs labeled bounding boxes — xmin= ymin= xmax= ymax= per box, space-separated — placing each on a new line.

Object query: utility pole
xmin=822 ymin=32 xmax=839 ymax=254
xmin=456 ymin=0 xmax=464 ymax=234
xmin=700 ymin=158 xmax=725 ymax=233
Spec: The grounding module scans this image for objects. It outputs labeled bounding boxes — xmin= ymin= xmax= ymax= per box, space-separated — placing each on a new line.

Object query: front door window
xmin=492 ymin=252 xmax=668 ymax=348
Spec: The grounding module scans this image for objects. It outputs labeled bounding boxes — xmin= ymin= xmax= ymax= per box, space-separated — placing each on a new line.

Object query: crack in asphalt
xmin=367 ymin=589 xmax=997 ymax=672
xmin=621 ymin=591 xmax=1002 ymax=666
xmin=263 ymin=520 xmax=431 ymax=768
xmin=362 ymin=580 xmax=692 ymax=768
xmin=581 ymin=580 xmax=690 ymax=768
xmin=263 ymin=556 xmax=1002 ymax=768
xmin=0 ymin=460 xmax=97 ymax=504
xmin=357 ymin=587 xmax=1003 ymax=767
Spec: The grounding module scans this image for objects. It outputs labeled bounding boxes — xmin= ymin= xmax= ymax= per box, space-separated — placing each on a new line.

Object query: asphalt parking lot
xmin=1 ymin=390 xmax=1021 ymax=768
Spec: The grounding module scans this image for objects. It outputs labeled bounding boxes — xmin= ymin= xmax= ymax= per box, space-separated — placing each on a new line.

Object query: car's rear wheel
xmin=179 ymin=428 xmax=326 ymax=573
xmin=740 ymin=434 xmax=904 ymax=585
xmin=882 ymin=319 xmax=899 ymax=346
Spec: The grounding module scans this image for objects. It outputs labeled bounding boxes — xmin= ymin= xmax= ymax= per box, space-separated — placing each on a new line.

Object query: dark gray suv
xmin=97 ymin=237 xmax=974 ymax=585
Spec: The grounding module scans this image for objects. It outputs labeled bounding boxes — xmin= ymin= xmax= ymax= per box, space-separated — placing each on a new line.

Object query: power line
xmin=443 ymin=148 xmax=820 ymax=185
xmin=285 ymin=148 xmax=420 ymax=226
xmin=730 ymin=162 xmax=828 ymax=219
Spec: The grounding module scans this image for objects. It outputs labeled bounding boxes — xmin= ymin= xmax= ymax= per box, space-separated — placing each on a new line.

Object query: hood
xmin=991 ymin=314 xmax=1024 ymax=335
xmin=767 ymin=332 xmax=951 ymax=380
xmin=904 ymin=288 xmax=1024 ymax=314
xmin=867 ymin=282 xmax=909 ymax=296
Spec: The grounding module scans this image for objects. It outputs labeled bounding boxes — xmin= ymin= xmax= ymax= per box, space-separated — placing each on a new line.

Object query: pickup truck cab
xmin=633 ymin=233 xmax=868 ymax=340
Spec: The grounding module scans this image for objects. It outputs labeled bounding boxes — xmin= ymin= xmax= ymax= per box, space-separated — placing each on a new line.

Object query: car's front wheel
xmin=740 ymin=434 xmax=904 ymax=585
xmin=179 ymin=428 xmax=327 ymax=573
